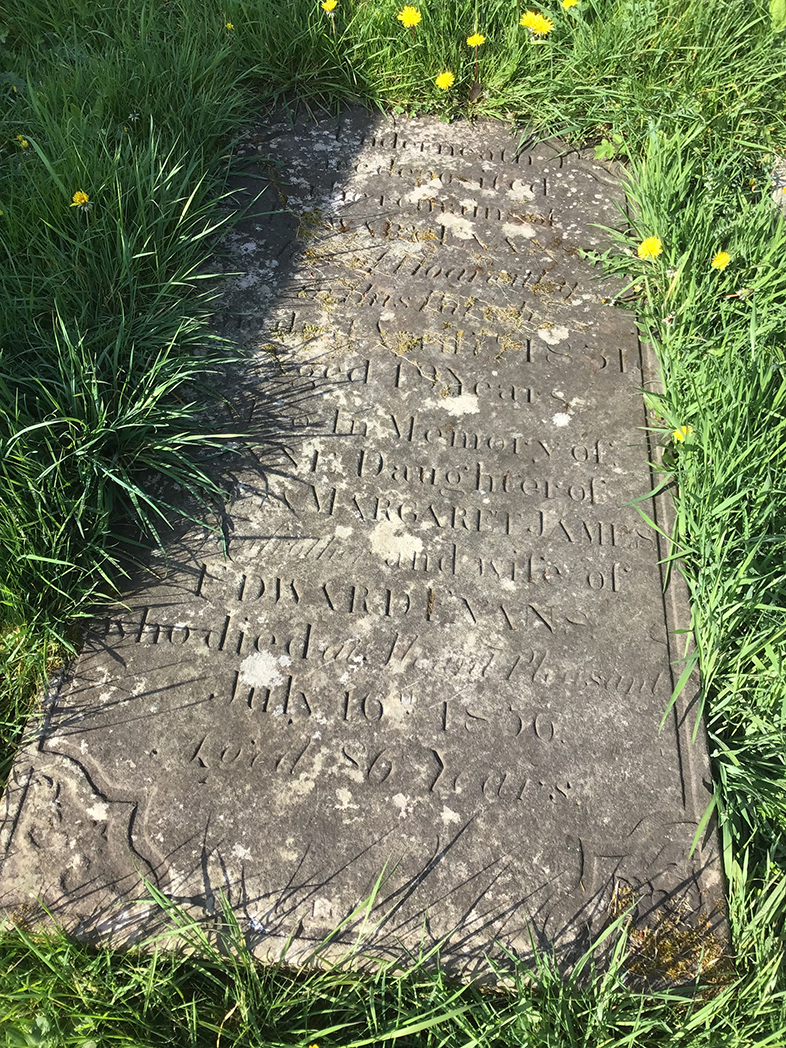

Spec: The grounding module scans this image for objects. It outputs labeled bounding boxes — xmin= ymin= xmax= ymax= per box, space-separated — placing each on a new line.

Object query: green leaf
xmin=771 ymin=0 xmax=786 ymax=31
xmin=594 ymin=138 xmax=616 ymax=161
xmin=689 ymin=791 xmax=718 ymax=858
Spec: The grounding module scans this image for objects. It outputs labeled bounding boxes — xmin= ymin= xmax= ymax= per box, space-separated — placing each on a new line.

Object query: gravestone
xmin=0 ymin=110 xmax=724 ymax=980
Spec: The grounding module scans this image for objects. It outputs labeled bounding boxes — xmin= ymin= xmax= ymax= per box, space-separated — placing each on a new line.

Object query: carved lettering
xmin=383 ymin=413 xmax=546 ymax=456
xmin=354 ymin=451 xmax=615 ymax=508
xmin=385 ymin=633 xmax=420 ymax=665
xmin=533 ymin=714 xmax=555 ymax=741
xmin=299 ymin=358 xmax=371 ymax=384
xmin=342 ymin=744 xmax=395 ymax=783
xmin=331 ymin=406 xmax=368 ymax=436
xmin=586 ymin=563 xmax=627 ymax=592
xmin=274 ymin=481 xmax=337 ymax=517
xmin=571 ymin=441 xmax=602 ymax=463
xmin=342 ymin=690 xmax=384 ymax=722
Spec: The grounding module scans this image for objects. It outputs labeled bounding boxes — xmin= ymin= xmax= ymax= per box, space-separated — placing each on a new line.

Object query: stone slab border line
xmin=0 ymin=109 xmax=726 ymax=984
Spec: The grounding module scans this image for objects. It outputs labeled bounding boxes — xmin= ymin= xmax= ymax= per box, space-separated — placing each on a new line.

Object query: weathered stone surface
xmin=0 ymin=111 xmax=724 ymax=979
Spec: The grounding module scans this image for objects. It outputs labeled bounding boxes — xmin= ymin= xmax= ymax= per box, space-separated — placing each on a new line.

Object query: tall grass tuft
xmin=1 ymin=0 xmax=254 ymax=729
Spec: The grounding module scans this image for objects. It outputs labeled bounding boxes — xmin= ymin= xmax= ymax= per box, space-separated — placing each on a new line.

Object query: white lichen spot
xmin=502 ymin=221 xmax=537 ymax=239
xmin=369 ymin=519 xmax=423 ymax=561
xmin=552 ymin=412 xmax=572 ymax=427
xmin=85 ymin=802 xmax=108 ymax=821
xmin=441 ymin=212 xmax=475 ymax=240
xmin=313 ymin=898 xmax=334 ymax=920
xmin=335 ymin=787 xmax=359 ymax=810
xmin=393 ymin=793 xmax=413 ymax=819
xmin=441 ymin=807 xmax=462 ymax=826
xmin=290 ymin=774 xmax=316 ymax=797
xmin=239 ymin=650 xmax=285 ymax=688
xmin=536 ymin=325 xmax=570 ymax=345
xmin=231 ymin=843 xmax=252 ymax=860
xmin=334 ymin=524 xmax=352 ymax=539
xmin=440 ymin=393 xmax=480 ymax=416
xmin=507 ymin=179 xmax=536 ymax=202
xmin=405 ymin=177 xmax=443 ymax=204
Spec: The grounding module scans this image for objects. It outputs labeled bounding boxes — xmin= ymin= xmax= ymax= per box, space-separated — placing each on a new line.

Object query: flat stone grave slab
xmin=0 ymin=110 xmax=724 ymax=980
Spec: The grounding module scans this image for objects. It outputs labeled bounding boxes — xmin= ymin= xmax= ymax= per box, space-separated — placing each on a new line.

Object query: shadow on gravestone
xmin=0 ymin=107 xmax=727 ymax=986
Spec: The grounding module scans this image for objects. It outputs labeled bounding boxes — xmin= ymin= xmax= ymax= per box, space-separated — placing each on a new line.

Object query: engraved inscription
xmin=0 ymin=111 xmax=720 ymax=981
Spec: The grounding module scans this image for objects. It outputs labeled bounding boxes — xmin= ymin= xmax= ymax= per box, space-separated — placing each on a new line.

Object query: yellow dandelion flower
xmin=672 ymin=425 xmax=693 ymax=442
xmin=562 ymin=0 xmax=579 ymax=7
xmin=321 ymin=0 xmax=337 ymax=10
xmin=466 ymin=33 xmax=485 ymax=47
xmin=16 ymin=134 xmax=29 ymax=148
xmin=70 ymin=190 xmax=90 ymax=207
xmin=711 ymin=250 xmax=731 ymax=271
xmin=225 ymin=21 xmax=234 ymax=29
xmin=397 ymin=6 xmax=421 ymax=27
xmin=435 ymin=71 xmax=455 ymax=90
xmin=520 ymin=11 xmax=555 ymax=35
xmin=637 ymin=236 xmax=663 ymax=261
